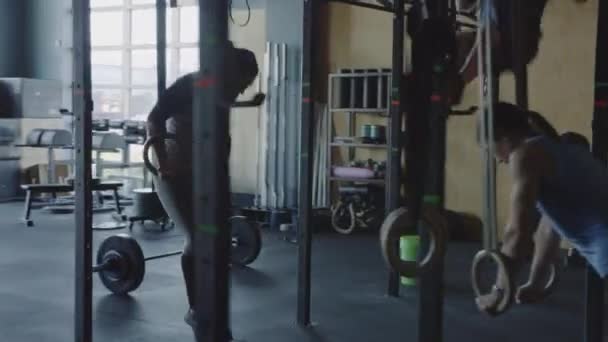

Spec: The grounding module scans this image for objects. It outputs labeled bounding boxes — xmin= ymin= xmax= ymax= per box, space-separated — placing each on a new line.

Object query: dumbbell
xmin=93 ymin=215 xmax=261 ymax=295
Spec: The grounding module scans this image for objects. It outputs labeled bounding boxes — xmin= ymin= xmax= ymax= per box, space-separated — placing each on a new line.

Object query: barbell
xmin=471 ymin=249 xmax=559 ymax=316
xmin=93 ymin=215 xmax=261 ymax=295
xmin=379 ymin=205 xmax=448 ymax=278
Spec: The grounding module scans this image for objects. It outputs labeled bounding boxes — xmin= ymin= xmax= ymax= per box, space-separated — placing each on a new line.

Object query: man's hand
xmin=516 ymin=281 xmax=546 ymax=304
xmin=518 ymin=217 xmax=561 ymax=304
xmin=475 ymin=286 xmax=505 ymax=316
xmin=475 ymin=256 xmax=516 ymax=315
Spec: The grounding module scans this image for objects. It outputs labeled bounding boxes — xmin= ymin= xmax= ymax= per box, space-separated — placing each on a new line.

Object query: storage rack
xmin=326 ymin=70 xmax=392 ymax=204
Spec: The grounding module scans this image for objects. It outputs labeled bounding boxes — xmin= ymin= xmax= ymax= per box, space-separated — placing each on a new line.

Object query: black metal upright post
xmin=156 ymin=0 xmax=167 ymax=94
xmin=413 ymin=4 xmax=453 ymax=342
xmin=297 ymin=0 xmax=316 ymax=327
xmin=511 ymin=0 xmax=528 ymax=109
xmin=73 ymin=0 xmax=94 ymax=341
xmin=193 ymin=1 xmax=231 ymax=341
xmin=386 ymin=0 xmax=405 ymax=298
xmin=586 ymin=2 xmax=608 ymax=341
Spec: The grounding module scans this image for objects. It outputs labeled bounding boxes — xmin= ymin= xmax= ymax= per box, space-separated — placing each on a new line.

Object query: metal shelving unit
xmin=326 ymin=70 xmax=392 ymax=203
xmin=328 ymin=176 xmax=386 ymax=184
xmin=329 ymin=142 xmax=388 ymax=149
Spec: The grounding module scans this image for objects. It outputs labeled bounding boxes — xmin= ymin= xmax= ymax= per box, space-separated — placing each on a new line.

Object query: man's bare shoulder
xmin=509 ymin=138 xmax=553 ymax=179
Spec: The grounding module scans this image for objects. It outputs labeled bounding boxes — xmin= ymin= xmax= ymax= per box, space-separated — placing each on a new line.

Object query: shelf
xmin=329 ymin=177 xmax=385 ymax=185
xmin=330 ymin=108 xmax=389 ymax=114
xmin=329 ymin=72 xmax=392 ymax=78
xmin=330 ymin=142 xmax=388 ymax=149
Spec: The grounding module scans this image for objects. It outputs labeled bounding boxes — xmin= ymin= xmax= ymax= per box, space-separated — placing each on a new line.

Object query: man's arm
xmin=501 ymin=145 xmax=544 ymax=262
xmin=146 ymin=74 xmax=193 ymax=171
xmin=528 ymin=215 xmax=561 ymax=285
xmin=147 ymin=73 xmax=193 ymax=137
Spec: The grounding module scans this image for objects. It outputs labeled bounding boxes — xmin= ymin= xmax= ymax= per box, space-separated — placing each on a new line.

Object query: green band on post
xmin=197 ymin=224 xmax=218 ymax=235
xmin=423 ymin=195 xmax=441 ymax=205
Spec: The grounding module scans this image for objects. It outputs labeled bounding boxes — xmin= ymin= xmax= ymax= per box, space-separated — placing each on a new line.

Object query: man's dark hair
xmin=235 ymin=48 xmax=259 ymax=87
xmin=492 ymin=102 xmax=561 ymax=141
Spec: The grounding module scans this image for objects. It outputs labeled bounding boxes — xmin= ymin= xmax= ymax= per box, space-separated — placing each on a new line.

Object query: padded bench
xmin=21 ymin=181 xmax=124 ymax=227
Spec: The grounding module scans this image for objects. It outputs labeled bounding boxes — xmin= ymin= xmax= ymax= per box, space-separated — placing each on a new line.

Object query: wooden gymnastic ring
xmin=471 ymin=250 xmax=514 ymax=315
xmin=379 ymin=206 xmax=448 ymax=278
xmin=143 ymin=136 xmax=162 ymax=176
xmin=531 ymin=262 xmax=559 ymax=301
xmin=143 ymin=134 xmax=176 ymax=177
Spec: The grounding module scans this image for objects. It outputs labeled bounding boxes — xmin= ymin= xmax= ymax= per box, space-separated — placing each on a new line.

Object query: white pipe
xmin=262 ymin=41 xmax=272 ymax=208
xmin=484 ymin=0 xmax=498 ymax=250
xmin=280 ymin=43 xmax=288 ymax=208
xmin=477 ymin=0 xmax=498 ymax=250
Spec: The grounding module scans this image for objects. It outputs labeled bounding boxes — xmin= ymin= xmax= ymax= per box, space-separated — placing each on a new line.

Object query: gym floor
xmin=0 ymin=202 xmax=604 ymax=342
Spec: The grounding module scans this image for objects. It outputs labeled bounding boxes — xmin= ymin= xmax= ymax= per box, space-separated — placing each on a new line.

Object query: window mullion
xmin=170 ymin=6 xmax=180 ymax=82
xmin=123 ymin=1 xmax=132 ymax=119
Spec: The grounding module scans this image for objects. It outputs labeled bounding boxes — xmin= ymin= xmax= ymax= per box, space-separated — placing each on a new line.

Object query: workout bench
xmin=21 ymin=181 xmax=124 ymax=227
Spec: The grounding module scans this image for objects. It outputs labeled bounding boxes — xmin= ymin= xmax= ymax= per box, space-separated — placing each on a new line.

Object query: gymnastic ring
xmin=143 ymin=136 xmax=162 ymax=176
xmin=529 ymin=262 xmax=559 ymax=302
xmin=379 ymin=205 xmax=448 ymax=278
xmin=471 ymin=250 xmax=514 ymax=316
xmin=143 ymin=134 xmax=176 ymax=177
xmin=542 ymin=262 xmax=559 ymax=296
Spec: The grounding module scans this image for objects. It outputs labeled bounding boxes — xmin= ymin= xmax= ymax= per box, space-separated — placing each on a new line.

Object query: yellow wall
xmin=326 ymin=5 xmax=399 ymax=164
xmin=326 ymin=0 xmax=599 ymax=231
xmin=230 ymin=9 xmax=266 ymax=193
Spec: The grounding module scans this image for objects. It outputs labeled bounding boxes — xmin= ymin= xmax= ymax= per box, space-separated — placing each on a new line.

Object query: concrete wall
xmin=0 ymin=0 xmax=25 ymax=76
xmin=18 ymin=0 xmax=72 ymax=169
xmin=24 ymin=0 xmax=72 ymax=83
xmin=325 ymin=0 xmax=599 ymax=232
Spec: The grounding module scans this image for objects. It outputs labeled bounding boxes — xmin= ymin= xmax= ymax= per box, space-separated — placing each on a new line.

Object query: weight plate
xmin=471 ymin=249 xmax=514 ymax=316
xmin=230 ymin=216 xmax=261 ymax=266
xmin=379 ymin=206 xmax=447 ymax=278
xmin=96 ymin=234 xmax=145 ymax=295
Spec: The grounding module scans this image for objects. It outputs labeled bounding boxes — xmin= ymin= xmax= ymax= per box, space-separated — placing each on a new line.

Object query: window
xmin=90 ymin=1 xmax=199 ymax=120
xmin=91 ymin=12 xmax=124 ymax=46
xmin=131 ymin=8 xmax=157 ymax=45
xmin=131 ymin=49 xmax=157 ymax=85
xmin=179 ymin=7 xmax=198 ymax=43
xmin=91 ymin=0 xmax=124 ymax=8
xmin=178 ymin=48 xmax=198 ymax=78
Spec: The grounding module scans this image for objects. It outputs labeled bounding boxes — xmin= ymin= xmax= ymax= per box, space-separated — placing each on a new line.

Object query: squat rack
xmin=298 ymin=2 xmax=453 ymax=342
xmin=72 ymin=1 xmax=607 ymax=342
xmin=588 ymin=1 xmax=607 ymax=341
xmin=73 ymin=0 xmax=233 ymax=341
xmin=296 ymin=0 xmax=408 ymax=327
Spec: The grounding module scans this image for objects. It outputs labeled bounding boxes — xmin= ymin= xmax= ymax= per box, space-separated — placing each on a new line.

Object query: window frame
xmin=91 ymin=0 xmax=198 ymax=119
